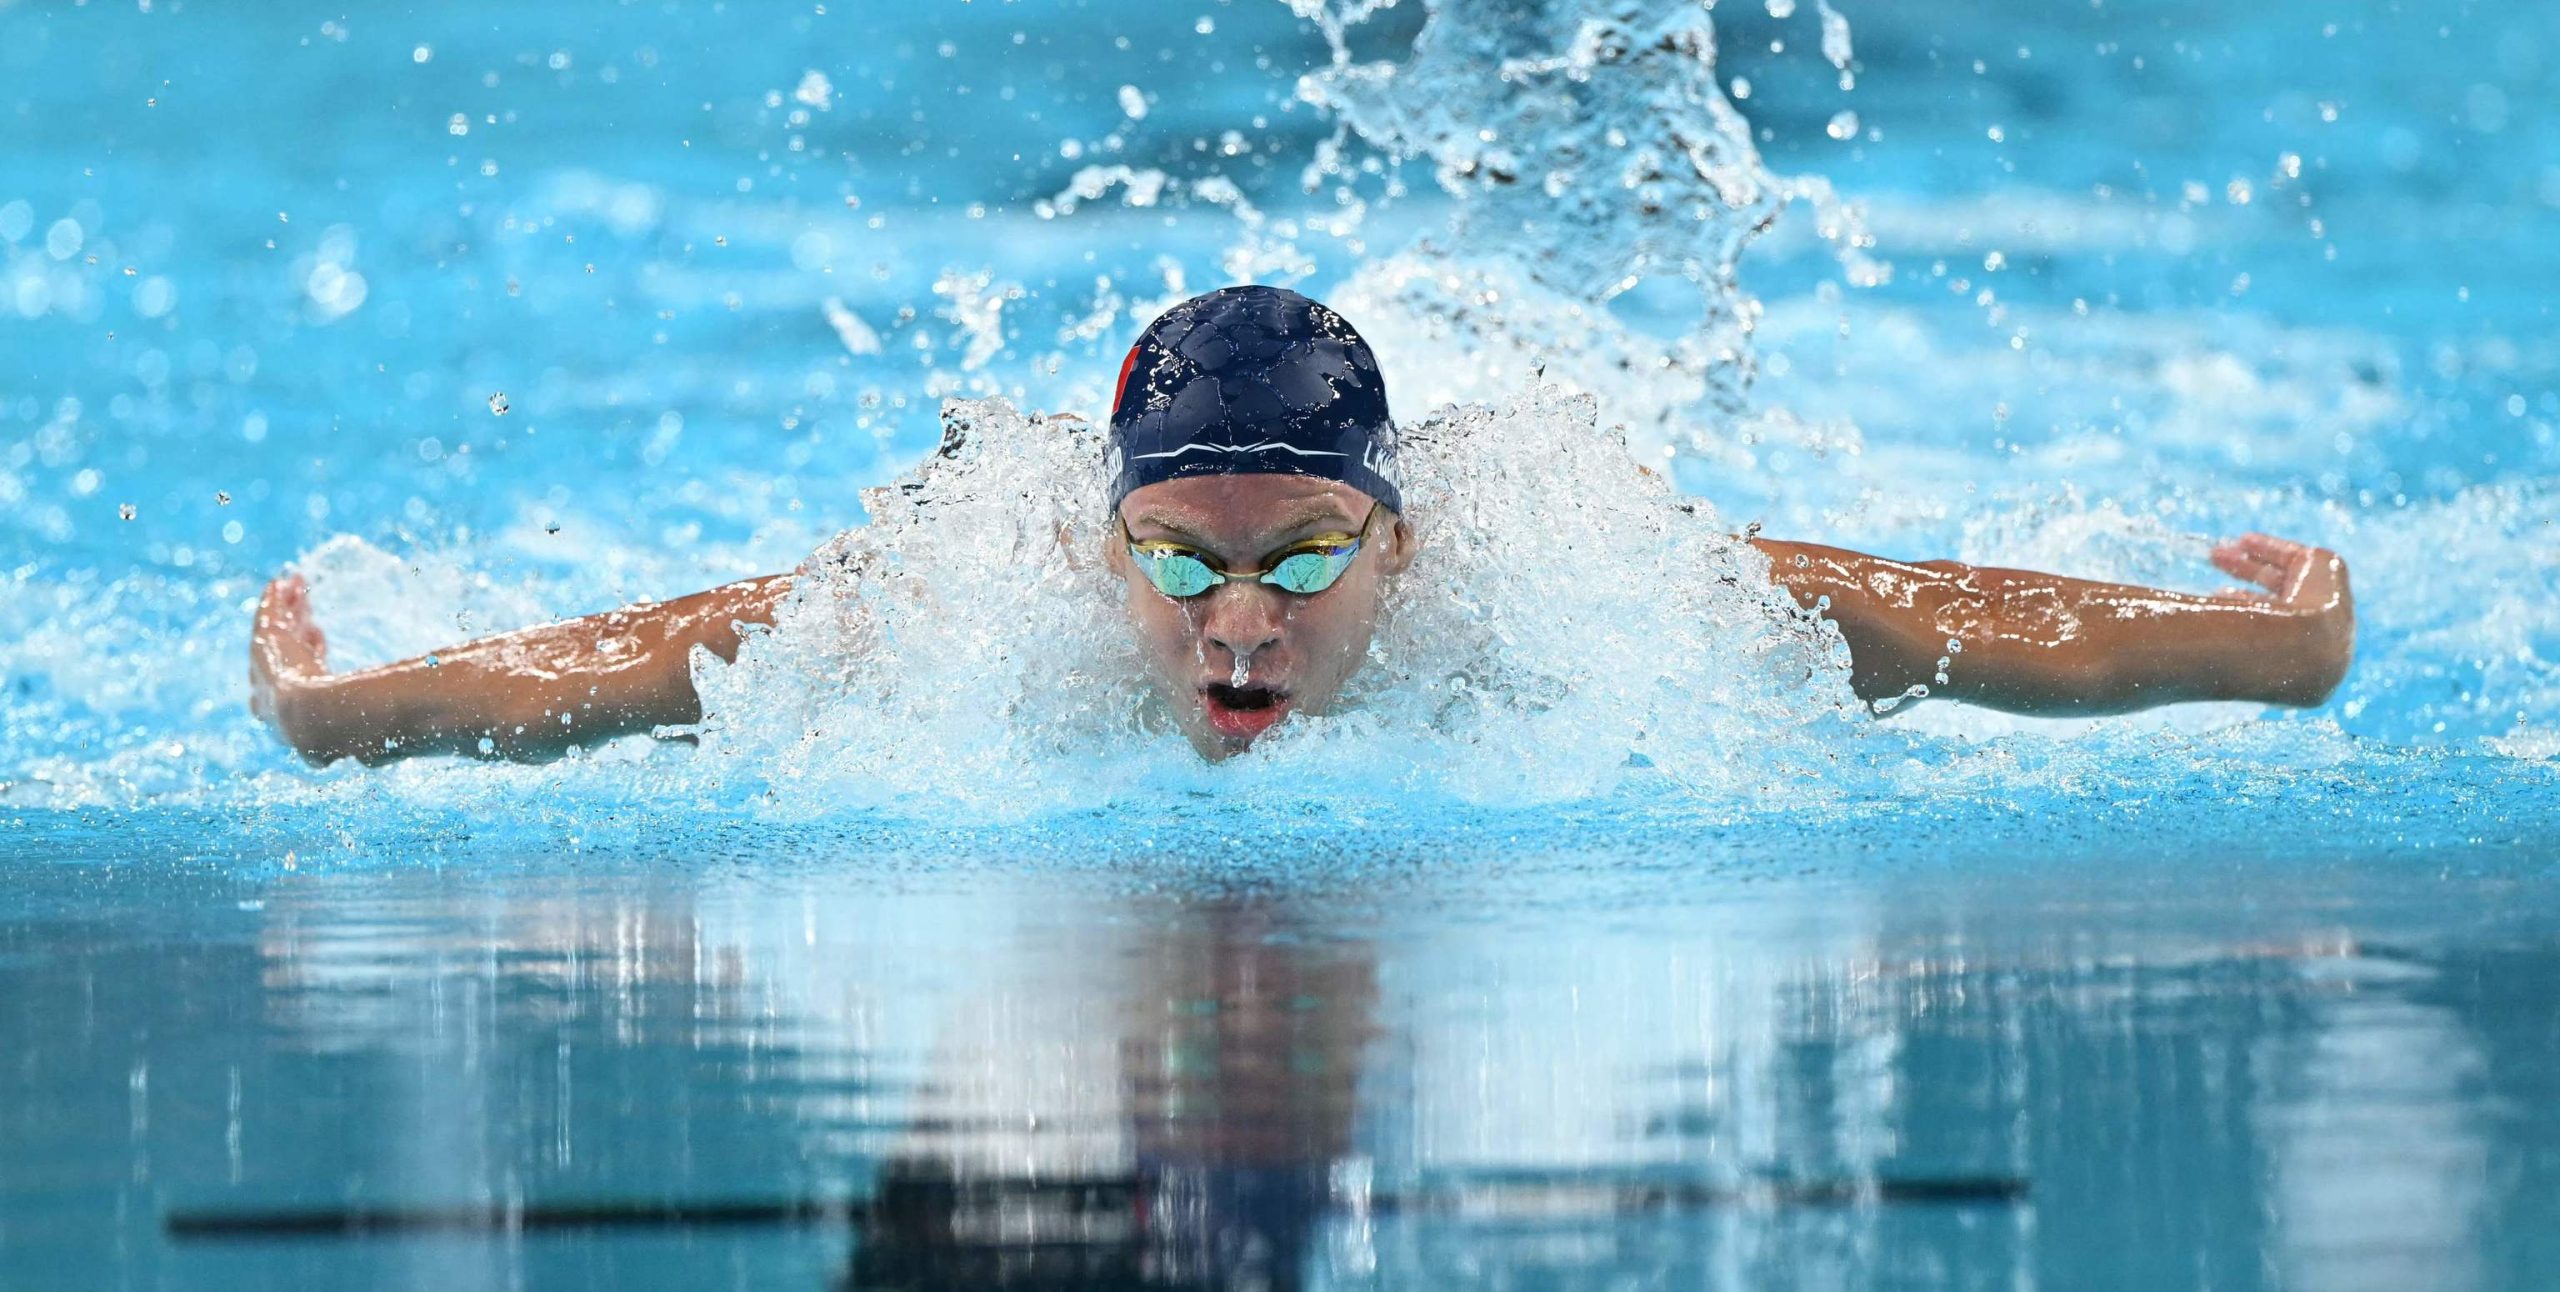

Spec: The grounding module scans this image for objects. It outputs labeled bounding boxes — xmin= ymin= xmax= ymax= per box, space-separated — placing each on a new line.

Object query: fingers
xmin=2212 ymin=532 xmax=2325 ymax=591
xmin=2210 ymin=533 xmax=2352 ymax=614
xmin=256 ymin=574 xmax=309 ymax=625
xmin=251 ymin=572 xmax=327 ymax=675
xmin=2208 ymin=541 xmax=2286 ymax=591
xmin=2228 ymin=533 xmax=2311 ymax=573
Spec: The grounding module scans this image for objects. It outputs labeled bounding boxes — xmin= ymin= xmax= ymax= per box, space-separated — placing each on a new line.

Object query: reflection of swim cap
xmin=1108 ymin=285 xmax=1403 ymax=513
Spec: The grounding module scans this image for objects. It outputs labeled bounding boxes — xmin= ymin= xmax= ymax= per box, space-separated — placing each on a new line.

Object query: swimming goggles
xmin=1121 ymin=502 xmax=1381 ymax=600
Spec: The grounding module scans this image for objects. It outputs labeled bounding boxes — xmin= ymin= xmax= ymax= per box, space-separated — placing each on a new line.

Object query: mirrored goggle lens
xmin=1265 ymin=547 xmax=1357 ymax=595
xmin=1136 ymin=549 xmax=1221 ymax=598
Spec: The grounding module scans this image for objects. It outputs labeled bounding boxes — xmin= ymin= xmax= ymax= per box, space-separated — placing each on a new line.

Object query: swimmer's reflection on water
xmin=839 ymin=900 xmax=2028 ymax=1290
xmin=247 ymin=284 xmax=2357 ymax=768
xmin=158 ymin=893 xmax=2033 ymax=1281
xmin=845 ymin=900 xmax=1364 ymax=1291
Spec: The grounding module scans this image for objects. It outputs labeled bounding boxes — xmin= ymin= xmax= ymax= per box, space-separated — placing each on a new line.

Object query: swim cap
xmin=1108 ymin=285 xmax=1403 ymax=513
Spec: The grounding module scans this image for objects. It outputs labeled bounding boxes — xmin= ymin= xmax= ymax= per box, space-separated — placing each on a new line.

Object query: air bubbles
xmin=447 ymin=113 xmax=469 ymax=137
xmin=44 ymin=218 xmax=82 ymax=260
xmin=488 ymin=392 xmax=510 ymax=416
xmin=1194 ymin=15 xmax=1215 ymax=34
xmin=1117 ymin=84 xmax=1148 ymax=120
xmin=411 ymin=44 xmax=432 ymax=64
xmin=133 ymin=276 xmax=176 ymax=319
xmin=1815 ymin=0 xmax=1853 ymax=71
xmin=1729 ymin=76 xmax=1751 ymax=100
xmin=117 ymin=503 xmax=137 ymax=521
xmin=793 ymin=69 xmax=834 ymax=110
xmin=1824 ymin=110 xmax=1859 ymax=141
xmin=2225 ymin=177 xmax=2253 ymax=205
xmin=301 ymin=225 xmax=367 ymax=322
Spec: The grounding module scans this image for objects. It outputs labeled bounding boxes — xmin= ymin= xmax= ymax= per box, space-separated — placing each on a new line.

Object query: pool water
xmin=4 ymin=0 xmax=2559 ymax=1287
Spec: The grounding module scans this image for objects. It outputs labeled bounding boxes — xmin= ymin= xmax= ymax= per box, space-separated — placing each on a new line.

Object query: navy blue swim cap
xmin=1108 ymin=285 xmax=1403 ymax=514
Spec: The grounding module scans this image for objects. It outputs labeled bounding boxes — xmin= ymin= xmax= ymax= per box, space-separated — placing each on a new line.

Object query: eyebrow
xmin=1128 ymin=503 xmax=1358 ymax=545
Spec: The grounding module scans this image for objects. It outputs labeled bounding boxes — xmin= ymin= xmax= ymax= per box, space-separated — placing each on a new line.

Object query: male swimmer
xmin=248 ymin=285 xmax=2355 ymax=766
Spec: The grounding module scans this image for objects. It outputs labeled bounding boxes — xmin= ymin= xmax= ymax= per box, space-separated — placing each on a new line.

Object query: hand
xmin=2209 ymin=532 xmax=2355 ymax=705
xmin=250 ymin=574 xmax=335 ymax=763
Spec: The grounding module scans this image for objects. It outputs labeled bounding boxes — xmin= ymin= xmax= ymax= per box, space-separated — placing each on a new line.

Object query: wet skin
xmin=1106 ymin=474 xmax=1419 ymax=759
xmin=249 ymin=479 xmax=2349 ymax=767
xmin=1754 ymin=532 xmax=2354 ymax=714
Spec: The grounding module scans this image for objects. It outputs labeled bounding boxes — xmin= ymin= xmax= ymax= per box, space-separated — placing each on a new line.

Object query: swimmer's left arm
xmin=1751 ymin=533 xmax=2354 ymax=715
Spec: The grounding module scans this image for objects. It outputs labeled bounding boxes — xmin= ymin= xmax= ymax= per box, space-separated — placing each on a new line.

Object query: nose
xmin=1199 ymin=584 xmax=1283 ymax=661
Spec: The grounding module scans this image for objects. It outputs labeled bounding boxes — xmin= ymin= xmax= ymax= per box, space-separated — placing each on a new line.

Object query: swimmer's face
xmin=1108 ymin=474 xmax=1417 ymax=759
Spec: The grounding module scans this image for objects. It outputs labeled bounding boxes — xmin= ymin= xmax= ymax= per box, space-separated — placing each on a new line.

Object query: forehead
xmin=1120 ymin=474 xmax=1370 ymax=544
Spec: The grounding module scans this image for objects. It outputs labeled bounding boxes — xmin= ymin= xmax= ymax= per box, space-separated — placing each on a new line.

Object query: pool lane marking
xmin=165 ymin=1198 xmax=850 ymax=1239
xmin=164 ymin=1175 xmax=2025 ymax=1240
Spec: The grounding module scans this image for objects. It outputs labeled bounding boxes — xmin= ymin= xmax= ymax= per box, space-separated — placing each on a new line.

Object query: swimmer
xmin=248 ymin=285 xmax=2355 ymax=767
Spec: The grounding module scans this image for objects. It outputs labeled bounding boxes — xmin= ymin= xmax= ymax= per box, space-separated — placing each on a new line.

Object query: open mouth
xmin=1199 ymin=683 xmax=1291 ymax=741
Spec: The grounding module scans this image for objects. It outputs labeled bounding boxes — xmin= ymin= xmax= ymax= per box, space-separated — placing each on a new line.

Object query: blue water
xmin=4 ymin=0 xmax=2559 ymax=1287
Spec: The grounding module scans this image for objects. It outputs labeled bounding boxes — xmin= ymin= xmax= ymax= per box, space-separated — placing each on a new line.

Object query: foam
xmin=683 ymin=388 xmax=1866 ymax=818
xmin=2 ymin=0 xmax=2554 ymax=828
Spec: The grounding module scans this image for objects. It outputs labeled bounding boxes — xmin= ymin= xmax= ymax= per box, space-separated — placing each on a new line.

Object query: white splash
xmin=822 ymin=296 xmax=882 ymax=355
xmin=688 ymin=388 xmax=1868 ymax=817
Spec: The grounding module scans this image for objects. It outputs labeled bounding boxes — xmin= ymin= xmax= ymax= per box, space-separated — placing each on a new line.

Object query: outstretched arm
xmin=1753 ymin=533 xmax=2352 ymax=715
xmin=249 ymin=573 xmax=792 ymax=766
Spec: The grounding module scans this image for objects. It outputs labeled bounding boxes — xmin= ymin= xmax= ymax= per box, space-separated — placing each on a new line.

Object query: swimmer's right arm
xmin=248 ymin=573 xmax=792 ymax=767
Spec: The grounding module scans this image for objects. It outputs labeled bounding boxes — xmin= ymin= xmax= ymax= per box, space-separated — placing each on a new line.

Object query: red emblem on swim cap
xmin=1111 ymin=342 xmax=1141 ymax=418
